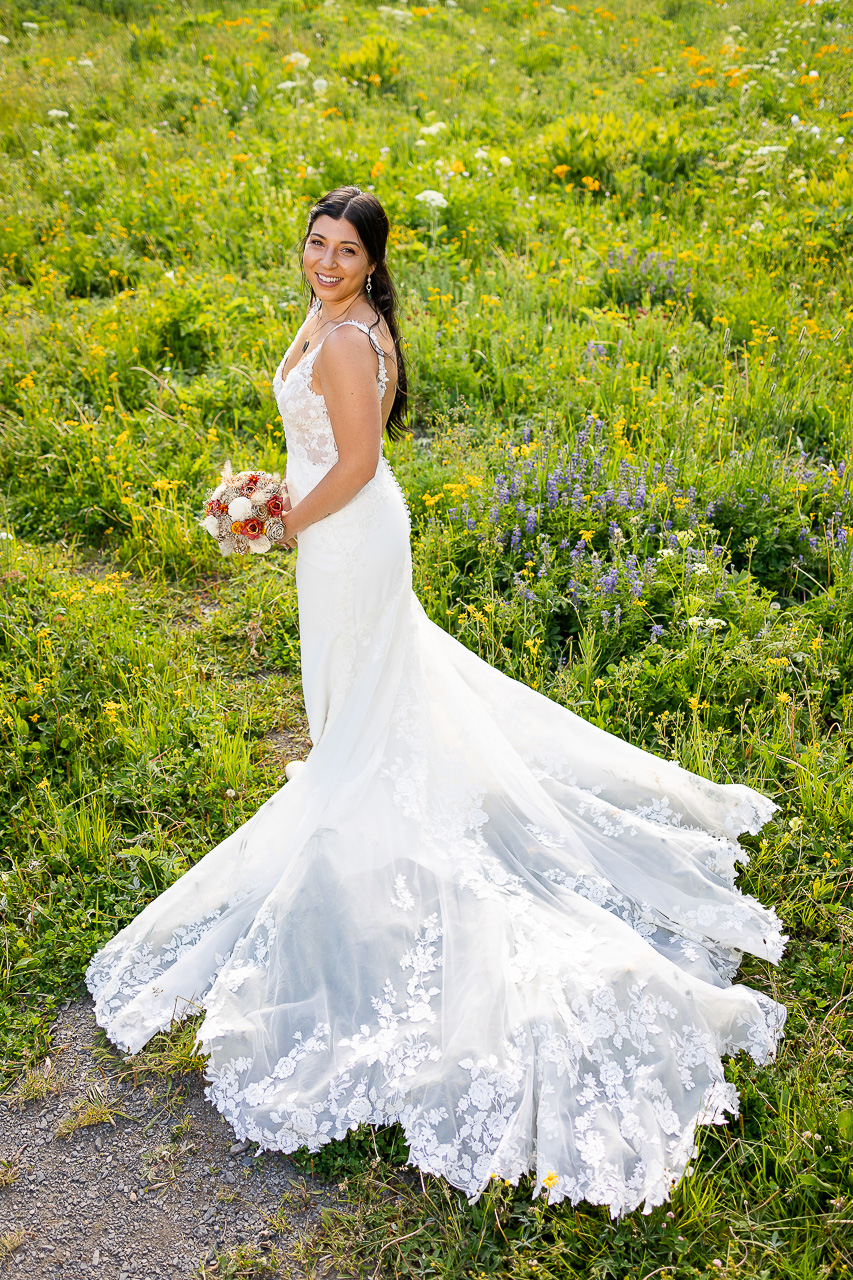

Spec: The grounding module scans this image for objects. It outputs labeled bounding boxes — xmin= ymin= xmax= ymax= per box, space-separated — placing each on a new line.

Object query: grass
xmin=0 ymin=0 xmax=852 ymax=1273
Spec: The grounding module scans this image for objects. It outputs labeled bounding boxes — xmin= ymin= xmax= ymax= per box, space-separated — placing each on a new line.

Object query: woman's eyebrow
xmin=311 ymin=233 xmax=361 ymax=247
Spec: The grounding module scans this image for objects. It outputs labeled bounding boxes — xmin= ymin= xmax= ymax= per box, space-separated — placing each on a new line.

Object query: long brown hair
xmin=301 ymin=186 xmax=408 ymax=436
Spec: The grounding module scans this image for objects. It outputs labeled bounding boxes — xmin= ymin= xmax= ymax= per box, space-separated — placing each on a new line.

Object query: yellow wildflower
xmin=542 ymin=1171 xmax=559 ymax=1189
xmin=37 ymin=778 xmax=49 ymax=790
xmin=776 ymin=692 xmax=791 ymax=704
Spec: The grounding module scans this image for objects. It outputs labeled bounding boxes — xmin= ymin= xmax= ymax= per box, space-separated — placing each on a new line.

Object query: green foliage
xmin=1 ymin=0 xmax=852 ymax=1274
xmin=337 ymin=35 xmax=402 ymax=94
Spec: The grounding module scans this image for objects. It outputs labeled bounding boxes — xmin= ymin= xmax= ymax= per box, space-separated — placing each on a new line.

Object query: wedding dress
xmin=87 ymin=318 xmax=786 ymax=1218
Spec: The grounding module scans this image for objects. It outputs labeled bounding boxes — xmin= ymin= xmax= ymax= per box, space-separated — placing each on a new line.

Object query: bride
xmin=87 ymin=185 xmax=786 ymax=1218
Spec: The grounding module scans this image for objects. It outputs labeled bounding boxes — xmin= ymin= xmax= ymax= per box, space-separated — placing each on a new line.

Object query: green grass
xmin=1 ymin=0 xmax=853 ymax=1273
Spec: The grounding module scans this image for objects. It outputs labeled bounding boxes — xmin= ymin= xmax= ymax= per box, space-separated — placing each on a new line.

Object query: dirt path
xmin=0 ymin=999 xmax=346 ymax=1278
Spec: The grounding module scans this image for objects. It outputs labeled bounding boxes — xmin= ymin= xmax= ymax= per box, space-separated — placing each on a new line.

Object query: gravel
xmin=0 ymin=999 xmax=346 ymax=1277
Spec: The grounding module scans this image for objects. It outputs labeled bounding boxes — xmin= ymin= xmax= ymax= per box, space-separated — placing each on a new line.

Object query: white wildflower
xmin=22 ymin=21 xmax=38 ymax=30
xmin=203 ymin=515 xmax=220 ymax=537
xmin=419 ymin=121 xmax=447 ymax=136
xmin=0 ymin=34 xmax=10 ymax=44
xmin=47 ymin=109 xmax=69 ymax=119
xmin=474 ymin=147 xmax=489 ymax=159
xmin=78 ymin=57 xmax=94 ymax=67
xmin=277 ymin=80 xmax=297 ymax=90
xmin=286 ymin=50 xmax=310 ymax=69
xmin=414 ymin=189 xmax=448 ymax=208
xmin=312 ymin=76 xmax=328 ymax=95
xmin=498 ymin=155 xmax=512 ymax=167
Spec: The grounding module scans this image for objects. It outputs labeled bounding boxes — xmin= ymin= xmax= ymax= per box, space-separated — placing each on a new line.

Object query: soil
xmin=0 ymin=999 xmax=346 ymax=1278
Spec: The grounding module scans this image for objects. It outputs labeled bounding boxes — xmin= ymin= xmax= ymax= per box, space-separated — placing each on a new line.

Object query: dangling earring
xmin=366 ymin=273 xmax=373 ymax=297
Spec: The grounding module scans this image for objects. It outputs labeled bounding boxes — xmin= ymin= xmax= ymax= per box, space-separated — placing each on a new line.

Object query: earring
xmin=366 ymin=274 xmax=373 ymax=296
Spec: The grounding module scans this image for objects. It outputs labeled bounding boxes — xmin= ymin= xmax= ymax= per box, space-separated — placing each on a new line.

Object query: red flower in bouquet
xmin=206 ymin=498 xmax=223 ymax=516
xmin=242 ymin=517 xmax=266 ymax=540
xmin=266 ymin=494 xmax=284 ymax=517
xmin=243 ymin=473 xmax=261 ymax=495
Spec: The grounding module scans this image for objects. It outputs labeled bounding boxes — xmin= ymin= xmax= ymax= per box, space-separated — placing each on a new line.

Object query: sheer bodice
xmin=87 ymin=328 xmax=786 ymax=1219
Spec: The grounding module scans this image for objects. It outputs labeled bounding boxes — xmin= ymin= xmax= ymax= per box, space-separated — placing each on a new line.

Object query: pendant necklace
xmin=300 ymin=296 xmax=359 ymax=354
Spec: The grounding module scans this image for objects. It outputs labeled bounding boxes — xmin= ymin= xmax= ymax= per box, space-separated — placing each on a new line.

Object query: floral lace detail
xmin=272 ymin=320 xmax=388 ymax=476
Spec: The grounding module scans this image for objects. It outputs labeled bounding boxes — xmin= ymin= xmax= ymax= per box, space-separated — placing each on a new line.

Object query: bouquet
xmin=201 ymin=463 xmax=288 ymax=556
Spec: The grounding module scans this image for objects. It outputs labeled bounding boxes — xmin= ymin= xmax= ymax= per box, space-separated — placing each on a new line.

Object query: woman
xmin=87 ymin=187 xmax=786 ymax=1218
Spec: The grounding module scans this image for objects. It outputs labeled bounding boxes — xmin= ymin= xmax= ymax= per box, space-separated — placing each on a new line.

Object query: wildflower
xmin=312 ymin=77 xmax=328 ymax=95
xmin=419 ymin=121 xmax=447 ymax=136
xmin=415 ymin=189 xmax=448 ymax=208
xmin=776 ymin=692 xmax=791 ymax=704
xmin=579 ymin=529 xmax=595 ymax=543
xmin=285 ymin=50 xmax=310 ymax=68
xmin=47 ymin=109 xmax=69 ymax=119
xmin=498 ymin=155 xmax=512 ymax=167
xmin=37 ymin=778 xmax=49 ymax=790
xmin=370 ymin=160 xmax=385 ymax=179
xmin=552 ymin=164 xmax=570 ymax=178
xmin=542 ymin=1170 xmax=559 ymax=1189
xmin=104 ymin=701 xmax=121 ymax=720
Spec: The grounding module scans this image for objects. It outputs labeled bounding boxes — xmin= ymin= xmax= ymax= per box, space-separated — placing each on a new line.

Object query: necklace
xmin=299 ymin=295 xmax=364 ymax=354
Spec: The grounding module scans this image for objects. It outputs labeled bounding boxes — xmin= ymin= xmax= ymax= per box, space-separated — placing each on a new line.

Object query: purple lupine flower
xmin=511 ymin=525 xmax=521 ymax=550
xmin=650 ymin=624 xmax=665 ymax=641
xmin=489 ymin=506 xmax=500 ymax=523
xmin=613 ymin=604 xmax=622 ymax=629
xmin=523 ymin=424 xmax=533 ymax=444
xmin=572 ymin=484 xmax=585 ymax=512
xmin=600 ymin=567 xmax=619 ymax=595
xmin=525 ymin=508 xmax=537 ymax=533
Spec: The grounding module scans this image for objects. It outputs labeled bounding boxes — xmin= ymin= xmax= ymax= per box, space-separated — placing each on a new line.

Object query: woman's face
xmin=303 ymin=214 xmax=372 ymax=302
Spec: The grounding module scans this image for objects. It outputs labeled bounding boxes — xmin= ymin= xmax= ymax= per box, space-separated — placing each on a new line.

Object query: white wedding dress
xmin=87 ymin=318 xmax=787 ymax=1218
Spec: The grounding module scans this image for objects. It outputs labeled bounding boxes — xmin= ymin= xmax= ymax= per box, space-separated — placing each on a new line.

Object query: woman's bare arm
xmin=279 ymin=325 xmax=384 ymax=542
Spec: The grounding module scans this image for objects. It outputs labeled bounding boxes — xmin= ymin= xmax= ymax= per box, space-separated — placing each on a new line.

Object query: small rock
xmin=35 ymin=1170 xmax=45 ymax=1183
xmin=129 ymin=1191 xmax=137 ymax=1202
xmin=229 ymin=1139 xmax=251 ymax=1156
xmin=94 ymin=1137 xmax=102 ymax=1151
xmin=92 ymin=1248 xmax=100 ymax=1264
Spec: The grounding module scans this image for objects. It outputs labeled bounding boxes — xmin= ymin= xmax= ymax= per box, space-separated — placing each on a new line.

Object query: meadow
xmin=1 ymin=0 xmax=852 ymax=1272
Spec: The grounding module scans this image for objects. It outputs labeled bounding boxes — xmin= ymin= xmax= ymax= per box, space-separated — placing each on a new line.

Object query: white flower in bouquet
xmin=228 ymin=496 xmax=253 ymax=520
